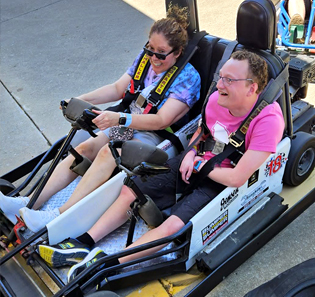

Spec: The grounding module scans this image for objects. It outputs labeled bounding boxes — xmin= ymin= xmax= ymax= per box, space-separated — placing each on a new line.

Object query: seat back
xmin=165 ymin=0 xmax=220 ymax=122
xmin=208 ymin=0 xmax=290 ymax=134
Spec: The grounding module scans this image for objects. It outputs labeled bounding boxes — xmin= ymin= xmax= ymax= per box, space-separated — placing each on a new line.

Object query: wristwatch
xmin=118 ymin=113 xmax=127 ymax=125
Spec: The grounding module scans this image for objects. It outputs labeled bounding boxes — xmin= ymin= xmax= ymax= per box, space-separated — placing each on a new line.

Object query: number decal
xmin=265 ymin=153 xmax=287 ymax=177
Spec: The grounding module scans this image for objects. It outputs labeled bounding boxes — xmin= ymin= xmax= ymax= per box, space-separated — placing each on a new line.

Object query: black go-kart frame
xmin=1 ymin=0 xmax=315 ymax=297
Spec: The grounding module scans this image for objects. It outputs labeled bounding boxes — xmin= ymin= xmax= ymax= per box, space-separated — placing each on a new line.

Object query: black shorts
xmin=134 ymin=153 xmax=226 ymax=224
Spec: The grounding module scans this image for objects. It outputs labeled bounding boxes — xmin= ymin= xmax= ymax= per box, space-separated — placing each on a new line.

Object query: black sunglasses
xmin=143 ymin=43 xmax=176 ymax=60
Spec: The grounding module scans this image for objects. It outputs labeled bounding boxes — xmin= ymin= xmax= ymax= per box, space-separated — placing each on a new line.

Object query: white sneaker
xmin=19 ymin=207 xmax=60 ymax=233
xmin=0 ymin=192 xmax=30 ymax=224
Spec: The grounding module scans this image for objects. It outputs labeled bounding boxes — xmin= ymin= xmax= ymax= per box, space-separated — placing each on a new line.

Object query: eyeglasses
xmin=143 ymin=44 xmax=176 ymax=60
xmin=215 ymin=74 xmax=253 ymax=86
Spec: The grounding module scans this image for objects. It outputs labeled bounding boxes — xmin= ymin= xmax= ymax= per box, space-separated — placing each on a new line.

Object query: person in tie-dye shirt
xmin=0 ymin=4 xmax=200 ymax=233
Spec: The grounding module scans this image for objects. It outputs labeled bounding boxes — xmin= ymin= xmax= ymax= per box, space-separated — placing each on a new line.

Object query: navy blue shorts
xmin=134 ymin=153 xmax=226 ymax=224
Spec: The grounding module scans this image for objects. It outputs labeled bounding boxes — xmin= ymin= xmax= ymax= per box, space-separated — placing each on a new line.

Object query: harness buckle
xmin=143 ymin=97 xmax=161 ymax=114
xmin=229 ymin=132 xmax=244 ymax=148
xmin=127 ymin=82 xmax=142 ymax=94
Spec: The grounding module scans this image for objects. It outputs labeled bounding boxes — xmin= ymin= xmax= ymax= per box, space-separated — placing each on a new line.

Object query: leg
xmin=0 ymin=132 xmax=109 ymax=224
xmin=66 ymin=215 xmax=185 ymax=281
xmin=59 ymin=143 xmax=118 ymax=214
xmin=88 ymin=185 xmax=136 ymax=242
xmin=288 ymin=0 xmax=306 ymax=20
xmin=37 ymin=185 xmax=136 ymax=267
xmin=33 ymin=131 xmax=110 ymax=209
xmin=119 ymin=215 xmax=185 ymax=263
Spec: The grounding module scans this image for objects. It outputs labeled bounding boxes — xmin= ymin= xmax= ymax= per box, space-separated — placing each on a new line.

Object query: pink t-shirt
xmin=204 ymin=91 xmax=285 ymax=168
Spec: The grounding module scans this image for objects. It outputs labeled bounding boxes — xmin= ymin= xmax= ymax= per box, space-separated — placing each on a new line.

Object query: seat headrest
xmin=237 ymin=0 xmax=276 ymax=51
xmin=165 ymin=0 xmax=199 ymax=36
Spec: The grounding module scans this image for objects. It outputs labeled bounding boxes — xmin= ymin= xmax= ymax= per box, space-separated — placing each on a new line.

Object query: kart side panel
xmin=186 ymin=137 xmax=291 ymax=269
xmin=47 ymin=172 xmax=125 ymax=245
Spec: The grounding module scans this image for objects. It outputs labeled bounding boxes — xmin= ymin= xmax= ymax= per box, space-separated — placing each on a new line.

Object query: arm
xmin=92 ymin=97 xmax=189 ymax=131
xmin=179 ymin=126 xmax=207 ymax=183
xmin=77 ymin=73 xmax=131 ymax=105
xmin=208 ymin=149 xmax=271 ymax=188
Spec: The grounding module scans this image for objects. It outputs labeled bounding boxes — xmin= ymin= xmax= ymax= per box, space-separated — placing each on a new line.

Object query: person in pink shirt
xmin=37 ymin=50 xmax=285 ymax=281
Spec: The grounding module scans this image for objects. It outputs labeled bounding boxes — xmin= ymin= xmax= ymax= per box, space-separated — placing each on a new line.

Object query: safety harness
xmin=108 ymin=31 xmax=207 ymax=152
xmin=178 ymin=42 xmax=289 ymax=196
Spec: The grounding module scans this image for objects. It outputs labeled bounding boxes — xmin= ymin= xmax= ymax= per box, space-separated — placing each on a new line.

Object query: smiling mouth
xmin=152 ymin=60 xmax=162 ymax=67
xmin=219 ymin=91 xmax=228 ymax=96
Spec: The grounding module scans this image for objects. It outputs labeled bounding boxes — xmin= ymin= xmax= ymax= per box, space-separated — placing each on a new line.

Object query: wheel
xmin=283 ymin=132 xmax=315 ymax=186
xmin=0 ymin=179 xmax=16 ymax=195
xmin=244 ymin=258 xmax=315 ymax=297
xmin=84 ymin=291 xmax=120 ymax=297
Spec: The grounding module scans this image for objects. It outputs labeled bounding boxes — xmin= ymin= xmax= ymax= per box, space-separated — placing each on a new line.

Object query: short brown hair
xmin=231 ymin=50 xmax=268 ymax=93
xmin=149 ymin=4 xmax=189 ymax=56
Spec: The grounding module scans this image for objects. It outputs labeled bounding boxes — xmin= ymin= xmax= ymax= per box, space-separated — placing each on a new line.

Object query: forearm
xmin=77 ymin=73 xmax=131 ymax=105
xmin=129 ymin=113 xmax=172 ymax=130
xmin=77 ymin=84 xmax=122 ymax=105
xmin=208 ymin=167 xmax=244 ymax=188
xmin=207 ymin=150 xmax=271 ymax=188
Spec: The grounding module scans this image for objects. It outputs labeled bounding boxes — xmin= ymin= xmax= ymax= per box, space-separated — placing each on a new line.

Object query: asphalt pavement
xmin=1 ymin=1 xmax=314 ymax=296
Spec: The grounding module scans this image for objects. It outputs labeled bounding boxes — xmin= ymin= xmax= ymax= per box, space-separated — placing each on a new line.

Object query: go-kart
xmin=1 ymin=0 xmax=315 ymax=296
xmin=277 ymin=0 xmax=315 ymax=51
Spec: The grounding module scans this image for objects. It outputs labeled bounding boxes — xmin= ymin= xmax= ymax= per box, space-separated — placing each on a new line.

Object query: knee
xmin=76 ymin=140 xmax=95 ymax=157
xmin=116 ymin=185 xmax=136 ymax=206
xmin=95 ymin=143 xmax=112 ymax=161
xmin=158 ymin=215 xmax=185 ymax=237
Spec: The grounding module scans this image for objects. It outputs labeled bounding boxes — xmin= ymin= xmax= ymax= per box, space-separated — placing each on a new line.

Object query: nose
xmin=216 ymin=76 xmax=225 ymax=88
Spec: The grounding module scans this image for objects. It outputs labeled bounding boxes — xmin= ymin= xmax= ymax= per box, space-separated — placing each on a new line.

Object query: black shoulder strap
xmin=106 ymin=51 xmax=150 ymax=112
xmin=181 ymin=63 xmax=289 ymax=196
xmin=201 ymin=40 xmax=239 ymax=134
xmin=150 ymin=31 xmax=207 ymax=152
xmin=147 ymin=31 xmax=208 ymax=110
xmin=229 ymin=64 xmax=289 ymax=147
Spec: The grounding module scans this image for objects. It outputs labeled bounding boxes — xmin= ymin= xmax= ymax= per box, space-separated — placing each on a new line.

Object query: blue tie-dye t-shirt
xmin=127 ymin=50 xmax=201 ymax=110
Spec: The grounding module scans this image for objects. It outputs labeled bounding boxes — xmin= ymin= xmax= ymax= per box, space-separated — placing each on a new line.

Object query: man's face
xmin=216 ymin=58 xmax=254 ymax=113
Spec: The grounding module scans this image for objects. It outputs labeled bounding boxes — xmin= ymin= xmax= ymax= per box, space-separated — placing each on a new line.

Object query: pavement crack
xmin=1 ymin=80 xmax=52 ymax=146
xmin=1 ymin=0 xmax=65 ymax=23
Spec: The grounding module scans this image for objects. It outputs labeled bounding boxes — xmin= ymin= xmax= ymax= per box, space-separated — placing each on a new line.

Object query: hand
xmin=179 ymin=151 xmax=195 ymax=184
xmin=91 ymin=110 xmax=120 ymax=130
xmin=59 ymin=98 xmax=71 ymax=110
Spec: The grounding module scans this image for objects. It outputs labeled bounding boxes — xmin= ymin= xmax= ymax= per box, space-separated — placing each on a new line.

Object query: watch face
xmin=119 ymin=116 xmax=127 ymax=125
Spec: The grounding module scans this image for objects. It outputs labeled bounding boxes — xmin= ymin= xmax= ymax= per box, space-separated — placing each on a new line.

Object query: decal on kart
xmin=248 ymin=170 xmax=259 ymax=187
xmin=202 ymin=210 xmax=228 ymax=245
xmin=264 ymin=152 xmax=288 ymax=177
xmin=220 ymin=188 xmax=239 ymax=211
xmin=238 ymin=180 xmax=268 ymax=213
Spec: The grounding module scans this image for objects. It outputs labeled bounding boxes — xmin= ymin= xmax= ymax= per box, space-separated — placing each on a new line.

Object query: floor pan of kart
xmin=23 ymin=177 xmax=178 ymax=286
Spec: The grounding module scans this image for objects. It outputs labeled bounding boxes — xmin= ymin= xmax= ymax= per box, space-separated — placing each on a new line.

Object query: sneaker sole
xmin=38 ymin=245 xmax=90 ymax=268
xmin=67 ymin=247 xmax=104 ymax=282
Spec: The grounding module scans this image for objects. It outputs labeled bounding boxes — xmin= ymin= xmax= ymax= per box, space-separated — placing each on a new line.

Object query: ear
xmin=247 ymin=82 xmax=259 ymax=96
xmin=174 ymin=47 xmax=182 ymax=59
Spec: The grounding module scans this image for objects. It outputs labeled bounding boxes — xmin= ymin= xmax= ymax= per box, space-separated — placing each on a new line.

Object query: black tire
xmin=84 ymin=291 xmax=120 ymax=297
xmin=0 ymin=178 xmax=16 ymax=195
xmin=244 ymin=258 xmax=315 ymax=297
xmin=283 ymin=132 xmax=315 ymax=186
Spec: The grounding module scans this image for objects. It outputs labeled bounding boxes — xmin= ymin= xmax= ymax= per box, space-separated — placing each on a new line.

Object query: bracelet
xmin=190 ymin=145 xmax=198 ymax=156
xmin=193 ymin=160 xmax=203 ymax=173
xmin=190 ymin=147 xmax=197 ymax=155
xmin=125 ymin=113 xmax=132 ymax=127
